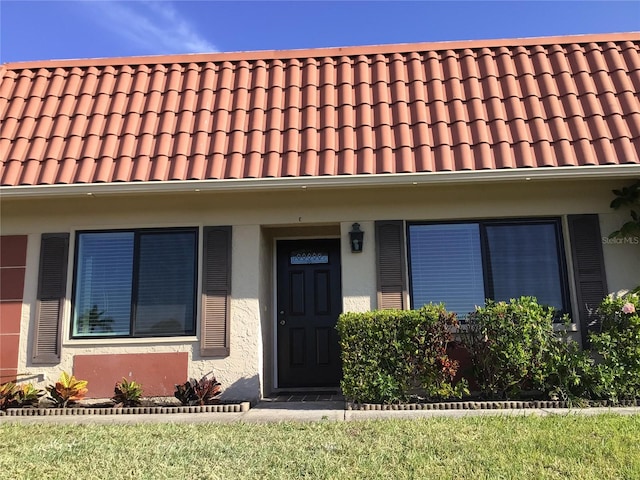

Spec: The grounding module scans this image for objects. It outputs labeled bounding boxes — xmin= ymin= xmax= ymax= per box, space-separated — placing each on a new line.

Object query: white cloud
xmin=84 ymin=1 xmax=217 ymax=55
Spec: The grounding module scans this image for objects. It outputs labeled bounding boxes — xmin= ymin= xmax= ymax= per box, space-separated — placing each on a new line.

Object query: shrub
xmin=0 ymin=382 xmax=18 ymax=410
xmin=46 ymin=372 xmax=88 ymax=408
xmin=337 ymin=305 xmax=468 ymax=404
xmin=112 ymin=378 xmax=143 ymax=407
xmin=0 ymin=382 xmax=45 ymax=410
xmin=589 ymin=293 xmax=640 ymax=403
xmin=464 ymin=297 xmax=592 ymax=401
xmin=174 ymin=374 xmax=222 ymax=406
xmin=542 ymin=334 xmax=595 ymax=403
xmin=14 ymin=383 xmax=45 ymax=407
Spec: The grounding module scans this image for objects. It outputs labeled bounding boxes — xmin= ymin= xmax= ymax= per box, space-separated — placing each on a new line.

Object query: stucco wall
xmin=1 ymin=177 xmax=638 ymax=399
xmin=598 ymin=212 xmax=639 ymax=294
xmin=341 ymin=220 xmax=377 ymax=313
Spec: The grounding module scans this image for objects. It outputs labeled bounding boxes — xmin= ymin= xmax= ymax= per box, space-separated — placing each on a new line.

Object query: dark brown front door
xmin=276 ymin=239 xmax=342 ymax=388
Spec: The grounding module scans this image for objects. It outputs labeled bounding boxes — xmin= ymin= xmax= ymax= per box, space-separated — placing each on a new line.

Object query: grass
xmin=1 ymin=414 xmax=639 ymax=479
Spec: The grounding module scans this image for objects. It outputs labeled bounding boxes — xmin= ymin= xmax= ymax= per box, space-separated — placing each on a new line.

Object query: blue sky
xmin=1 ymin=1 xmax=639 ymax=63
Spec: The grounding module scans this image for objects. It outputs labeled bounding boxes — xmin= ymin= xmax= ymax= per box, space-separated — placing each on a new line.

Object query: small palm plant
xmin=76 ymin=305 xmax=114 ymax=334
xmin=15 ymin=383 xmax=45 ymax=407
xmin=112 ymin=378 xmax=143 ymax=407
xmin=0 ymin=382 xmax=18 ymax=410
xmin=174 ymin=374 xmax=222 ymax=406
xmin=1 ymin=382 xmax=45 ymax=410
xmin=46 ymin=372 xmax=88 ymax=408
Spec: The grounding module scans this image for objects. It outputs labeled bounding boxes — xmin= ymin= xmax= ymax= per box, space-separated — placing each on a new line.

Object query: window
xmin=290 ymin=250 xmax=329 ymax=264
xmin=408 ymin=219 xmax=569 ymax=318
xmin=72 ymin=228 xmax=198 ymax=338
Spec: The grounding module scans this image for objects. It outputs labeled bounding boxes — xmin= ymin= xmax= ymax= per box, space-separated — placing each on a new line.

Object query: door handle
xmin=279 ymin=319 xmax=286 ymax=326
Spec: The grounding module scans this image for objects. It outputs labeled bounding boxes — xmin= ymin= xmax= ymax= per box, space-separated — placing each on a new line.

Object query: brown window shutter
xmin=375 ymin=220 xmax=407 ymax=310
xmin=32 ymin=233 xmax=69 ymax=364
xmin=201 ymin=226 xmax=232 ymax=357
xmin=567 ymin=214 xmax=608 ymax=344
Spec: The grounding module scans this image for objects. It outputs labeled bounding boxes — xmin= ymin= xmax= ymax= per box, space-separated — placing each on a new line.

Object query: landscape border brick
xmin=346 ymin=399 xmax=640 ymax=410
xmin=1 ymin=402 xmax=250 ymax=416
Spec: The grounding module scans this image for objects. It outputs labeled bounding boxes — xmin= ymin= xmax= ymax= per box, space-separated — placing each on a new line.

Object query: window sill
xmin=553 ymin=323 xmax=579 ymax=332
xmin=452 ymin=323 xmax=579 ymax=333
xmin=63 ymin=336 xmax=199 ymax=347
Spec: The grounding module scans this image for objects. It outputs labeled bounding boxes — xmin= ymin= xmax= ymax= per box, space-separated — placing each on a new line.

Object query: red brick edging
xmin=1 ymin=402 xmax=251 ymax=416
xmin=347 ymin=399 xmax=640 ymax=410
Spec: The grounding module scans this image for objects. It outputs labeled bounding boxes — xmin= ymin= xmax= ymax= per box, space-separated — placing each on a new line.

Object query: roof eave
xmin=1 ymin=165 xmax=639 ymax=199
xmin=4 ymin=32 xmax=639 ymax=70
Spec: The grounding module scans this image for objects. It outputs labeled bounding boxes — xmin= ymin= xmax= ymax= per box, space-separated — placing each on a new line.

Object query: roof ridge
xmin=3 ymin=31 xmax=639 ymax=70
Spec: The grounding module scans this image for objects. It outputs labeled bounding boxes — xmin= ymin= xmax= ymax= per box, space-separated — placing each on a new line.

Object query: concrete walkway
xmin=1 ymin=401 xmax=639 ymax=425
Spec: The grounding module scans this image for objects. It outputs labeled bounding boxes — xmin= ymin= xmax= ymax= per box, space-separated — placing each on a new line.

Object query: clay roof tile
xmin=1 ymin=33 xmax=638 ymax=186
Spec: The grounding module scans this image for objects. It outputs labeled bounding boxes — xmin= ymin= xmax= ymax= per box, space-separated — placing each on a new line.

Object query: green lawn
xmin=1 ymin=414 xmax=639 ymax=479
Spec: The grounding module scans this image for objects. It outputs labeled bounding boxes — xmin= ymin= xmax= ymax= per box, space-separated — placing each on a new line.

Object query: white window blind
xmin=74 ymin=232 xmax=134 ymax=336
xmin=409 ymin=223 xmax=485 ymax=317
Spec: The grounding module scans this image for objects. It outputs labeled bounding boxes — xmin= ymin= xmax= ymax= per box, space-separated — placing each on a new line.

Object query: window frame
xmin=406 ymin=217 xmax=572 ymax=319
xmin=70 ymin=227 xmax=199 ymax=339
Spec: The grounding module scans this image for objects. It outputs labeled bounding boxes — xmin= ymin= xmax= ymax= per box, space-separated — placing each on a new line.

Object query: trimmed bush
xmin=542 ymin=335 xmax=595 ymax=403
xmin=337 ymin=305 xmax=468 ymax=404
xmin=463 ymin=297 xmax=593 ymax=401
xmin=590 ymin=293 xmax=640 ymax=403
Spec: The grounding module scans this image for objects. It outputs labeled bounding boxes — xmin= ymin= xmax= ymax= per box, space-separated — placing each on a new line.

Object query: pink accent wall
xmin=73 ymin=352 xmax=189 ymax=398
xmin=0 ymin=235 xmax=27 ymax=383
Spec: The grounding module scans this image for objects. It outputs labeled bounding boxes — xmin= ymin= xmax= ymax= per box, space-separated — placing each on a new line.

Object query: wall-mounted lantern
xmin=349 ymin=223 xmax=364 ymax=253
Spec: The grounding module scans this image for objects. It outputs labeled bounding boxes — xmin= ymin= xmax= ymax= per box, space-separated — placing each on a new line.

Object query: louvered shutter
xmin=567 ymin=215 xmax=608 ymax=344
xmin=32 ymin=233 xmax=69 ymax=364
xmin=201 ymin=226 xmax=232 ymax=357
xmin=375 ymin=220 xmax=408 ymax=309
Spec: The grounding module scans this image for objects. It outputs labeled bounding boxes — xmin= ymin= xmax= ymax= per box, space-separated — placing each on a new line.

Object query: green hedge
xmin=590 ymin=293 xmax=640 ymax=402
xmin=337 ymin=305 xmax=468 ymax=404
xmin=463 ymin=297 xmax=593 ymax=401
xmin=338 ymin=295 xmax=640 ymax=405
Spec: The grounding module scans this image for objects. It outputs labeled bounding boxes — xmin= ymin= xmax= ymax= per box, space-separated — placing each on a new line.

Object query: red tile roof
xmin=1 ymin=33 xmax=639 ymax=187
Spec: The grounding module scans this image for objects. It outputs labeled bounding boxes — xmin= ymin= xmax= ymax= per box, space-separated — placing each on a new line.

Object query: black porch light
xmin=349 ymin=223 xmax=364 ymax=253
